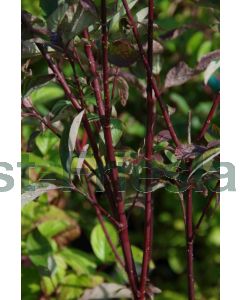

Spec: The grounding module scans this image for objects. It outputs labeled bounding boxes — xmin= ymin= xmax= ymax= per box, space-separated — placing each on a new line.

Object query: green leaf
xmin=164 ymin=150 xmax=178 ymax=163
xmin=38 ymin=219 xmax=70 ymax=238
xmin=22 ymin=75 xmax=55 ymax=97
xmin=26 ymin=229 xmax=53 ymax=269
xmin=59 ymin=247 xmax=97 ymax=274
xmin=90 ymin=222 xmax=119 ymax=263
xmin=59 ymin=110 xmax=84 ymax=173
xmin=59 ymin=274 xmax=83 ymax=300
xmin=189 ymin=147 xmax=220 ymax=178
xmin=22 ymin=266 xmax=41 ymax=298
xmin=35 ymin=131 xmax=59 ymax=155
xmin=117 ymin=245 xmax=155 ymax=270
xmin=100 ymin=119 xmax=123 ymax=147
xmin=40 ymin=0 xmax=59 ymax=17
xmin=169 ymin=93 xmax=190 ymax=115
xmin=66 ymin=3 xmax=97 ymax=42
xmin=47 ymin=3 xmax=69 ymax=31
xmin=22 ymin=152 xmax=65 ymax=177
xmin=109 ymin=0 xmax=138 ymax=32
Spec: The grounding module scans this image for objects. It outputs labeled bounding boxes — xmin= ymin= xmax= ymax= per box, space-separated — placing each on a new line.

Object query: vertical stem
xmin=196 ymin=93 xmax=220 ymax=141
xmin=140 ymin=0 xmax=155 ymax=298
xmin=121 ymin=0 xmax=180 ymax=147
xmin=99 ymin=3 xmax=140 ymax=297
xmin=186 ymin=176 xmax=195 ymax=300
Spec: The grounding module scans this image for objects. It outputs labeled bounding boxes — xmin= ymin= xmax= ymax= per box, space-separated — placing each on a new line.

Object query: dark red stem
xmin=121 ymin=0 xmax=180 ymax=147
xmin=196 ymin=93 xmax=220 ymax=141
xmin=80 ymin=7 xmax=139 ymax=297
xmin=186 ymin=182 xmax=195 ymax=300
xmin=140 ymin=0 xmax=155 ymax=298
xmin=193 ymin=182 xmax=220 ymax=238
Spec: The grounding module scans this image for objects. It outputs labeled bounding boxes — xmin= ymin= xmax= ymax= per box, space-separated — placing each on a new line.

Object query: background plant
xmin=21 ymin=0 xmax=220 ymax=299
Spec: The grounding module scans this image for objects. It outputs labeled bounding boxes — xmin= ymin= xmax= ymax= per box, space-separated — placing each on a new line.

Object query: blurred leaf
xmin=169 ymin=93 xmax=190 ymax=115
xmin=165 ymin=62 xmax=195 ymax=88
xmin=35 ymin=131 xmax=58 ymax=155
xmin=38 ymin=219 xmax=70 ymax=238
xmin=22 ymin=266 xmax=41 ymax=298
xmin=59 ymin=273 xmax=83 ymax=300
xmin=59 ymin=247 xmax=97 ymax=274
xmin=109 ymin=39 xmax=139 ymax=67
xmin=47 ymin=3 xmax=69 ymax=31
xmin=136 ymin=7 xmax=149 ymax=23
xmin=90 ymin=222 xmax=118 ymax=263
xmin=196 ymin=50 xmax=220 ymax=72
xmin=116 ymin=76 xmax=129 ymax=106
xmin=109 ymin=0 xmax=138 ymax=32
xmin=40 ymin=0 xmax=58 ymax=17
xmin=80 ymin=283 xmax=132 ymax=299
xmin=189 ymin=147 xmax=220 ymax=178
xmin=204 ymin=60 xmax=220 ymax=85
xmin=66 ymin=2 xmax=97 ymax=42
xmin=100 ymin=119 xmax=123 ymax=147
xmin=117 ymin=245 xmax=155 ymax=270
xmin=21 ymin=183 xmax=60 ymax=208
xmin=26 ymin=229 xmax=53 ymax=269
xmin=22 ymin=74 xmax=55 ymax=97
xmin=153 ymin=54 xmax=162 ymax=75
xmin=22 ymin=40 xmax=41 ymax=58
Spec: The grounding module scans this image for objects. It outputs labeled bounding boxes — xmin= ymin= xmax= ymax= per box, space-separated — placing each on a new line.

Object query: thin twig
xmin=193 ymin=182 xmax=220 ymax=238
xmin=121 ymin=0 xmax=180 ymax=147
xmin=196 ymin=93 xmax=220 ymax=141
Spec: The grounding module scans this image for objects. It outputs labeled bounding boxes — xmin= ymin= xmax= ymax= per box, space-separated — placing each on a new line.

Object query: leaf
xmin=165 ymin=62 xmax=195 ymax=88
xmin=196 ymin=50 xmax=220 ymax=72
xmin=59 ymin=247 xmax=97 ymax=275
xmin=76 ymin=144 xmax=89 ymax=179
xmin=116 ymin=77 xmax=129 ymax=106
xmin=21 ymin=183 xmax=60 ymax=208
xmin=100 ymin=119 xmax=123 ymax=147
xmin=38 ymin=219 xmax=70 ymax=238
xmin=22 ymin=74 xmax=55 ymax=97
xmin=152 ymin=54 xmax=162 ymax=75
xmin=136 ymin=7 xmax=149 ymax=23
xmin=35 ymin=131 xmax=59 ymax=155
xmin=204 ymin=60 xmax=220 ymax=85
xmin=80 ymin=283 xmax=132 ymax=300
xmin=117 ymin=245 xmax=155 ymax=270
xmin=109 ymin=39 xmax=139 ymax=67
xmin=58 ymin=274 xmax=83 ymax=300
xmin=26 ymin=229 xmax=53 ymax=269
xmin=47 ymin=3 xmax=69 ymax=31
xmin=169 ymin=93 xmax=190 ymax=115
xmin=164 ymin=150 xmax=178 ymax=163
xmin=22 ymin=40 xmax=41 ymax=58
xmin=68 ymin=110 xmax=85 ymax=154
xmin=66 ymin=3 xmax=97 ymax=41
xmin=22 ymin=152 xmax=65 ymax=177
xmin=59 ymin=110 xmax=84 ymax=173
xmin=90 ymin=222 xmax=118 ymax=263
xmin=40 ymin=0 xmax=59 ymax=17
xmin=109 ymin=0 xmax=138 ymax=32
xmin=189 ymin=147 xmax=220 ymax=179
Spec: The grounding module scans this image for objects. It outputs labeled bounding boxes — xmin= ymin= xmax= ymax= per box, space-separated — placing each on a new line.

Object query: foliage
xmin=21 ymin=0 xmax=220 ymax=299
